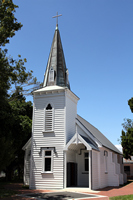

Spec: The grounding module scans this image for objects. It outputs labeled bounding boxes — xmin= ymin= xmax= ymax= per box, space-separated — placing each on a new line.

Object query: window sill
xmin=41 ymin=171 xmax=53 ymax=174
xmin=42 ymin=130 xmax=54 ymax=133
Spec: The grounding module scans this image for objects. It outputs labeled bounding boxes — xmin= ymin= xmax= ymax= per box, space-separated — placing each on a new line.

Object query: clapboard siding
xmin=92 ymin=151 xmax=99 ymax=189
xmin=23 ymin=145 xmax=31 ymax=185
xmin=66 ymin=93 xmax=77 ymax=143
xmin=30 ymin=92 xmax=65 ymax=189
xmin=99 ymin=148 xmax=108 ymax=188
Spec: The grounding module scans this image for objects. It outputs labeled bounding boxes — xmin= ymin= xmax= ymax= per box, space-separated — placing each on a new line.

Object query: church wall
xmin=67 ymin=149 xmax=76 ymax=163
xmin=107 ymin=152 xmax=119 ymax=186
xmin=23 ymin=145 xmax=31 ymax=185
xmin=97 ymin=148 xmax=121 ymax=188
xmin=92 ymin=150 xmax=99 ymax=189
xmin=98 ymin=148 xmax=108 ymax=188
xmin=65 ymin=92 xmax=77 ymax=143
xmin=77 ymin=150 xmax=89 ymax=187
xmin=30 ymin=92 xmax=65 ymax=189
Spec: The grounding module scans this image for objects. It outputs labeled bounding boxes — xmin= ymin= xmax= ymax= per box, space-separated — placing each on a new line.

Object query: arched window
xmin=45 ymin=103 xmax=53 ymax=131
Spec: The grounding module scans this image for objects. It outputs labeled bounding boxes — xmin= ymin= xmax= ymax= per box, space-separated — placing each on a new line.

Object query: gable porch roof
xmin=64 ymin=133 xmax=99 ymax=151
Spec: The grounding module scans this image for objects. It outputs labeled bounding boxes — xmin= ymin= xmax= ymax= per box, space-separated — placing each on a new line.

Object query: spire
xmin=43 ymin=23 xmax=70 ymax=89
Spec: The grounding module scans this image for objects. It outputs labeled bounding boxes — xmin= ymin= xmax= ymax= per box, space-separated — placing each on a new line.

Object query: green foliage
xmin=122 ymin=118 xmax=133 ymax=131
xmin=121 ymin=97 xmax=133 ymax=159
xmin=0 ymin=93 xmax=32 ymax=174
xmin=0 ymin=0 xmax=22 ymax=46
xmin=128 ymin=97 xmax=133 ymax=113
xmin=121 ymin=119 xmax=133 ymax=159
xmin=121 ymin=130 xmax=133 ymax=159
xmin=0 ymin=0 xmax=40 ymax=179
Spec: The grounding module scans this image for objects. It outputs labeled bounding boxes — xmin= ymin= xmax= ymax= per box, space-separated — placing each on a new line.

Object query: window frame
xmin=104 ymin=151 xmax=108 ymax=174
xmin=43 ymin=103 xmax=54 ymax=133
xmin=42 ymin=149 xmax=53 ymax=173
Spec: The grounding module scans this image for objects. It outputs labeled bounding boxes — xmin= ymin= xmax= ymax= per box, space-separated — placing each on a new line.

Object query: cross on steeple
xmin=52 ymin=12 xmax=62 ymax=28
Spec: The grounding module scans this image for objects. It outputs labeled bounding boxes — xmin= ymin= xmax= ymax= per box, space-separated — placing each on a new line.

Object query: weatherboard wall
xmin=30 ymin=91 xmax=65 ymax=189
xmin=65 ymin=91 xmax=78 ymax=144
xmin=23 ymin=145 xmax=31 ymax=185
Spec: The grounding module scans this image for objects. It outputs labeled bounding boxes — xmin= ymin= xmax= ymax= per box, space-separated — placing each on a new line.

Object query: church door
xmin=67 ymin=162 xmax=77 ymax=187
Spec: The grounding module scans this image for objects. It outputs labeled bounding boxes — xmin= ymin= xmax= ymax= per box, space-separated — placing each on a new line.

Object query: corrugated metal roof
xmin=80 ymin=134 xmax=99 ymax=151
xmin=77 ymin=115 xmax=122 ymax=154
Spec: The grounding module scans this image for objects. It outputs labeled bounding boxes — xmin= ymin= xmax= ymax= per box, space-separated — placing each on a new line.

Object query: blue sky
xmin=7 ymin=0 xmax=133 ymax=147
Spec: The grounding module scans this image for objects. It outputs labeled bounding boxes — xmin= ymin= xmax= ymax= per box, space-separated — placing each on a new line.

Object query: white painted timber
xmin=23 ymin=144 xmax=31 ymax=185
xmin=107 ymin=152 xmax=119 ymax=186
xmin=30 ymin=91 xmax=65 ymax=189
xmin=77 ymin=149 xmax=89 ymax=187
xmin=92 ymin=150 xmax=99 ymax=189
xmin=65 ymin=90 xmax=79 ymax=144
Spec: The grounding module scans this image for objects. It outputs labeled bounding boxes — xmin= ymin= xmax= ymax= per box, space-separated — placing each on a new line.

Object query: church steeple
xmin=43 ymin=22 xmax=70 ymax=89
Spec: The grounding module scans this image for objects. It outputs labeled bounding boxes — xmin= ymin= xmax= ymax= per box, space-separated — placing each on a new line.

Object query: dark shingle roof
xmin=43 ymin=27 xmax=70 ymax=89
xmin=77 ymin=115 xmax=122 ymax=154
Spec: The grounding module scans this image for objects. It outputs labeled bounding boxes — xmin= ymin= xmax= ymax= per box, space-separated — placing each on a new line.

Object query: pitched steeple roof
xmin=43 ymin=26 xmax=70 ymax=89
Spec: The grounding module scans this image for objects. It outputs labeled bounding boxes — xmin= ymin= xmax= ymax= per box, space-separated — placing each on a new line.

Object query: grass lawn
xmin=110 ymin=195 xmax=133 ymax=200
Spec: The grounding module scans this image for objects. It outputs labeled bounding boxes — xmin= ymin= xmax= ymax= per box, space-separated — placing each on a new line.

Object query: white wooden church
xmin=23 ymin=21 xmax=127 ymax=190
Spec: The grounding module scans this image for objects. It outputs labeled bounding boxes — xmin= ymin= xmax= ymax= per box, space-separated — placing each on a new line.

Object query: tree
xmin=0 ymin=0 xmax=40 ymax=177
xmin=121 ymin=96 xmax=133 ymax=159
xmin=5 ymin=93 xmax=32 ymax=180
xmin=121 ymin=118 xmax=133 ymax=159
xmin=128 ymin=98 xmax=133 ymax=113
xmin=0 ymin=0 xmax=22 ymax=46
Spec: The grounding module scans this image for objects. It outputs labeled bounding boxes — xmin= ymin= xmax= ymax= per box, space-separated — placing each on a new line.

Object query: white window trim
xmin=81 ymin=150 xmax=89 ymax=174
xmin=42 ymin=149 xmax=53 ymax=173
xmin=43 ymin=103 xmax=54 ymax=132
xmin=104 ymin=151 xmax=108 ymax=174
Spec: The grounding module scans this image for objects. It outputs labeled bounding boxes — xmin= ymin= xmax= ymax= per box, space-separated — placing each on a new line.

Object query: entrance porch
xmin=64 ymin=133 xmax=99 ymax=189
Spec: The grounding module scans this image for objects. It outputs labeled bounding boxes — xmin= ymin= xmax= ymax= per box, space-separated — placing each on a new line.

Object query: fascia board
xmin=65 ymin=89 xmax=80 ymax=102
xmin=22 ymin=138 xmax=31 ymax=150
xmin=76 ymin=119 xmax=102 ymax=148
xmin=63 ymin=134 xmax=76 ymax=151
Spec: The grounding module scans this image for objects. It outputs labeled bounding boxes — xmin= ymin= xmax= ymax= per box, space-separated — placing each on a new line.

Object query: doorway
xmin=67 ymin=162 xmax=77 ymax=187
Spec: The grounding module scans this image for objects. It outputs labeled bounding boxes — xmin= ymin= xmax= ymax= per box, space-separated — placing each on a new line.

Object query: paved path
xmin=1 ymin=182 xmax=133 ymax=200
xmin=96 ymin=181 xmax=133 ymax=197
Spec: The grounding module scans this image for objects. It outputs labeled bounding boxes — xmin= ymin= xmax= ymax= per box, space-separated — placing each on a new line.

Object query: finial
xmin=52 ymin=12 xmax=62 ymax=29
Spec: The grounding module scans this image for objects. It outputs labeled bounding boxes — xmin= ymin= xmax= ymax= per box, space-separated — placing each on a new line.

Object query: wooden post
xmin=89 ymin=150 xmax=92 ymax=189
xmin=64 ymin=151 xmax=67 ymax=188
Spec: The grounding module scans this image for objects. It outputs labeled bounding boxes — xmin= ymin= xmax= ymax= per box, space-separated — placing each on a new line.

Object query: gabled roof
xmin=43 ymin=26 xmax=70 ymax=89
xmin=77 ymin=115 xmax=122 ymax=154
xmin=22 ymin=138 xmax=31 ymax=151
xmin=64 ymin=132 xmax=99 ymax=152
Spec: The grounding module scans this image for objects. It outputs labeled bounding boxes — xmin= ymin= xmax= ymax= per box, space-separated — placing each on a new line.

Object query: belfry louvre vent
xmin=45 ymin=104 xmax=53 ymax=131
